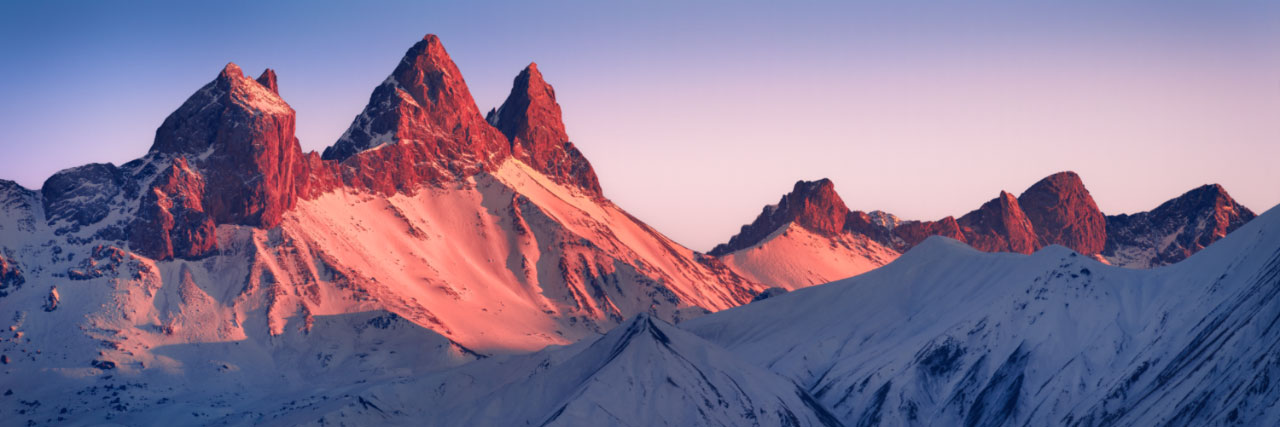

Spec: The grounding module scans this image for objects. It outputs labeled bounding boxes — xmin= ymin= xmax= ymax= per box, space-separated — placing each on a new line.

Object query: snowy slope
xmin=719 ymin=223 xmax=899 ymax=290
xmin=227 ymin=313 xmax=843 ymax=427
xmin=277 ymin=159 xmax=762 ymax=353
xmin=685 ymin=204 xmax=1280 ymax=426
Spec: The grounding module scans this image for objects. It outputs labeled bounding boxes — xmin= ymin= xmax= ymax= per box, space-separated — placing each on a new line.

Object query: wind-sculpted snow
xmin=685 ymin=204 xmax=1280 ymax=426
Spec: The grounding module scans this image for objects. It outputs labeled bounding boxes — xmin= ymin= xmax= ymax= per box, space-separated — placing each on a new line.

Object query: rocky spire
xmin=322 ymin=34 xmax=510 ymax=168
xmin=256 ymin=68 xmax=279 ymax=94
xmin=488 ymin=63 xmax=603 ymax=198
xmin=1017 ymin=171 xmax=1106 ymax=255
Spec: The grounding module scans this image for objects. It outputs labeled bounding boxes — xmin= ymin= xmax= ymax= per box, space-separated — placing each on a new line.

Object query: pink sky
xmin=1 ymin=1 xmax=1277 ymax=251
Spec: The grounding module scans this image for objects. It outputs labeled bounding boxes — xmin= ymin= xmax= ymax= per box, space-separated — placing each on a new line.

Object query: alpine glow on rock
xmin=0 ymin=21 xmax=1275 ymax=427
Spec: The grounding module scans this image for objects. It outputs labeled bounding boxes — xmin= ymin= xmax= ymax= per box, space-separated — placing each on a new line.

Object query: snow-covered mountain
xmin=686 ymin=203 xmax=1280 ymax=426
xmin=708 ymin=179 xmax=899 ymax=290
xmin=0 ymin=34 xmax=773 ymax=424
xmin=712 ymin=171 xmax=1255 ymax=289
xmin=232 ymin=313 xmax=843 ymax=426
xmin=0 ymin=32 xmax=1273 ymax=426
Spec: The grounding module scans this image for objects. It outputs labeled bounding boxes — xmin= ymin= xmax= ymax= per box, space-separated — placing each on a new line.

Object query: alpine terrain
xmin=0 ymin=34 xmax=1272 ymax=426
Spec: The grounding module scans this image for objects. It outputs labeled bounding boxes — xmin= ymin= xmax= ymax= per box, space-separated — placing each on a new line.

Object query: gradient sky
xmin=2 ymin=0 xmax=1278 ymax=251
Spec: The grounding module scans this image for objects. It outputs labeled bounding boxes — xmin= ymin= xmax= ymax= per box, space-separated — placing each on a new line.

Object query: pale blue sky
xmin=2 ymin=1 xmax=1277 ymax=250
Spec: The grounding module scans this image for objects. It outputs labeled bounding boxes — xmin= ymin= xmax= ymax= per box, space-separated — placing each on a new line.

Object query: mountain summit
xmin=148 ymin=62 xmax=306 ymax=229
xmin=1016 ymin=171 xmax=1106 ymax=254
xmin=487 ymin=63 xmax=603 ymax=198
xmin=710 ymin=179 xmax=850 ymax=256
xmin=321 ymin=34 xmax=511 ymax=186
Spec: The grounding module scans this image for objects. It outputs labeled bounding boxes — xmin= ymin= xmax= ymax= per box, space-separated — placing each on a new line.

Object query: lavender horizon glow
xmin=1 ymin=0 xmax=1277 ymax=251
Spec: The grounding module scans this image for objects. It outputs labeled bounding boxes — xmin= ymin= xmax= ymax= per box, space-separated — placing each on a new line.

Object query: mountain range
xmin=712 ymin=172 xmax=1255 ymax=289
xmin=0 ymin=34 xmax=1269 ymax=426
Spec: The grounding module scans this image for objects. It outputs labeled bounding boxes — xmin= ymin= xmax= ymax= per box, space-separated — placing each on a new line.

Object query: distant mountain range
xmin=0 ymin=34 xmax=1267 ymax=425
xmin=711 ymin=172 xmax=1254 ymax=289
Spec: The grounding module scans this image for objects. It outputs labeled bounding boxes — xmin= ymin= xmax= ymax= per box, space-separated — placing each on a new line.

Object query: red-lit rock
xmin=149 ymin=63 xmax=305 ymax=228
xmin=1017 ymin=171 xmax=1106 ymax=254
xmin=321 ymin=34 xmax=510 ymax=195
xmin=488 ymin=63 xmax=603 ymax=198
xmin=710 ymin=179 xmax=849 ymax=255
xmin=957 ymin=191 xmax=1039 ymax=254
xmin=128 ymin=158 xmax=217 ymax=260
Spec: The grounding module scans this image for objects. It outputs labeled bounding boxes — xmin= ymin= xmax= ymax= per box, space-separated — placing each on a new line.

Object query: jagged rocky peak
xmin=322 ymin=34 xmax=510 ymax=166
xmin=781 ymin=178 xmax=849 ymax=234
xmin=957 ymin=190 xmax=1039 ymax=254
xmin=1103 ymin=183 xmax=1256 ymax=267
xmin=488 ymin=62 xmax=603 ymax=198
xmin=1017 ymin=171 xmax=1106 ymax=255
xmin=709 ymin=178 xmax=851 ymax=255
xmin=148 ymin=62 xmax=305 ymax=228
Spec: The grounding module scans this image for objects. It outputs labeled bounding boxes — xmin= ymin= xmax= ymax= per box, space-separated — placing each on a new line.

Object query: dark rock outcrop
xmin=710 ymin=179 xmax=849 ymax=255
xmin=0 ymin=255 xmax=23 ymax=298
xmin=1103 ymin=184 xmax=1256 ymax=267
xmin=1017 ymin=171 xmax=1106 ymax=255
xmin=487 ymin=63 xmax=603 ymax=198
xmin=128 ymin=158 xmax=217 ymax=260
xmin=41 ymin=163 xmax=127 ymax=233
xmin=43 ymin=286 xmax=59 ymax=312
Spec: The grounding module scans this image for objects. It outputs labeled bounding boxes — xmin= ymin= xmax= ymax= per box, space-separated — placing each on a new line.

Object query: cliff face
xmin=150 ymin=64 xmax=306 ymax=229
xmin=1017 ymin=171 xmax=1106 ymax=255
xmin=956 ymin=191 xmax=1039 ymax=254
xmin=488 ymin=63 xmax=603 ymax=199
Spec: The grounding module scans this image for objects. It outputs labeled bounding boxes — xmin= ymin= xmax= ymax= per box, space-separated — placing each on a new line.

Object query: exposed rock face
xmin=322 ymin=35 xmax=510 ymax=195
xmin=1103 ymin=184 xmax=1256 ymax=267
xmin=892 ymin=217 xmax=967 ymax=251
xmin=0 ymin=255 xmax=22 ymax=298
xmin=256 ymin=68 xmax=279 ymax=94
xmin=710 ymin=179 xmax=849 ymax=255
xmin=150 ymin=63 xmax=305 ymax=228
xmin=43 ymin=286 xmax=59 ymax=312
xmin=956 ymin=191 xmax=1039 ymax=254
xmin=128 ymin=158 xmax=217 ymax=260
xmin=487 ymin=63 xmax=603 ymax=198
xmin=41 ymin=163 xmax=127 ymax=233
xmin=0 ymin=180 xmax=41 ymax=240
xmin=1017 ymin=171 xmax=1106 ymax=254
xmin=843 ymin=210 xmax=898 ymax=247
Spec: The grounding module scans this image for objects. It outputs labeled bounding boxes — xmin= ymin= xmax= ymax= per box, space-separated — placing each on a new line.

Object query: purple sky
xmin=2 ymin=1 xmax=1278 ymax=251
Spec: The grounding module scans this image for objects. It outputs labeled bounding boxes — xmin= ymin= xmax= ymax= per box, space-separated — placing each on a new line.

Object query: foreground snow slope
xmin=685 ymin=203 xmax=1280 ymax=426
xmin=228 ymin=314 xmax=843 ymax=427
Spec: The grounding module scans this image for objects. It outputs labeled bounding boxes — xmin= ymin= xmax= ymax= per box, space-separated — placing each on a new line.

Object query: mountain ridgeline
xmin=710 ymin=171 xmax=1255 ymax=288
xmin=0 ymin=33 xmax=1269 ymax=426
